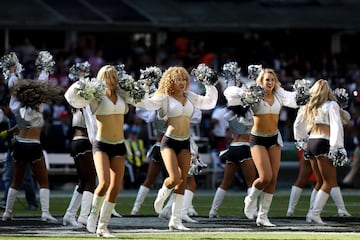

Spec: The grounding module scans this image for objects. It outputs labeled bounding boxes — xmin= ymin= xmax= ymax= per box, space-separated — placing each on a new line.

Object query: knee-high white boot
xmin=306 ymin=188 xmax=318 ymax=222
xmin=77 ymin=191 xmax=94 ymax=226
xmin=40 ymin=188 xmax=58 ymax=223
xmin=256 ymin=192 xmax=276 ymax=227
xmin=244 ymin=186 xmax=262 ymax=220
xmin=63 ymin=186 xmax=82 ymax=227
xmin=168 ymin=193 xmax=190 ymax=231
xmin=154 ymin=183 xmax=172 ymax=214
xmin=330 ymin=187 xmax=351 ymax=217
xmin=2 ymin=188 xmax=18 ymax=221
xmin=286 ymin=185 xmax=303 ymax=217
xmin=181 ymin=189 xmax=197 ymax=223
xmin=248 ymin=187 xmax=258 ymax=218
xmin=209 ymin=187 xmax=226 ymax=218
xmin=131 ymin=185 xmax=150 ymax=215
xmin=159 ymin=194 xmax=173 ymax=219
xmin=308 ymin=190 xmax=329 ymax=225
xmin=96 ymin=201 xmax=115 ymax=238
xmin=86 ymin=194 xmax=105 ymax=233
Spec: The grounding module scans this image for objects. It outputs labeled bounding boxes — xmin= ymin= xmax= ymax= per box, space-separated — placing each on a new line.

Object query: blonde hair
xmin=97 ymin=65 xmax=119 ymax=91
xmin=256 ymin=68 xmax=281 ymax=91
xmin=156 ymin=66 xmax=190 ymax=96
xmin=304 ymin=79 xmax=348 ymax=131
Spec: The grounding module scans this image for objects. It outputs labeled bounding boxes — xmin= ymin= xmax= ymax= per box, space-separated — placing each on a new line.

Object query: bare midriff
xmin=232 ymin=134 xmax=250 ymax=142
xmin=252 ymin=114 xmax=279 ymax=135
xmin=311 ymin=124 xmax=330 ymax=137
xmin=19 ymin=128 xmax=41 ymax=140
xmin=74 ymin=128 xmax=88 ymax=137
xmin=166 ymin=116 xmax=190 ymax=137
xmin=96 ymin=114 xmax=124 ymax=141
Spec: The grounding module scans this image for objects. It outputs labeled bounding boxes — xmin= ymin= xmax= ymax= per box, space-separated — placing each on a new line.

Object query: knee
xmin=258 ymin=173 xmax=273 ymax=186
xmin=166 ymin=176 xmax=182 ymax=188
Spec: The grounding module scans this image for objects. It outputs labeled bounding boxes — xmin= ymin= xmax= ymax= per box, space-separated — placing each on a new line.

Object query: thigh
xmin=93 ymin=151 xmax=111 ymax=185
xmin=161 ymin=148 xmax=180 ymax=180
xmin=251 ymin=146 xmax=272 ymax=178
xmin=11 ymin=161 xmax=27 ymax=189
xmin=317 ymin=156 xmax=337 ymax=188
xmin=240 ymin=160 xmax=257 ymax=188
xmin=31 ymin=157 xmax=49 ymax=188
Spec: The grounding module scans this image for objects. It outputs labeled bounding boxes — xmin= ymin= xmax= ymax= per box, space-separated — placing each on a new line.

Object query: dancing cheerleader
xmin=2 ymin=50 xmax=61 ymax=223
xmin=133 ymin=64 xmax=218 ymax=230
xmin=208 ymin=62 xmax=257 ymax=219
xmin=62 ymin=61 xmax=97 ymax=227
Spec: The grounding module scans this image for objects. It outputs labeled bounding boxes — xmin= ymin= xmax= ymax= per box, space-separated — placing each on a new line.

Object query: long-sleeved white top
xmin=294 ymin=101 xmax=345 ymax=149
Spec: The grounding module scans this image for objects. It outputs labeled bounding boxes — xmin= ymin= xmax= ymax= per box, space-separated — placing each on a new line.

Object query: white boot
xmin=244 ymin=186 xmax=262 ymax=220
xmin=63 ymin=186 xmax=82 ymax=227
xmin=306 ymin=188 xmax=318 ymax=222
xmin=330 ymin=187 xmax=351 ymax=217
xmin=256 ymin=192 xmax=276 ymax=227
xmin=308 ymin=190 xmax=329 ymax=225
xmin=159 ymin=194 xmax=173 ymax=219
xmin=86 ymin=194 xmax=105 ymax=233
xmin=40 ymin=188 xmax=58 ymax=223
xmin=154 ymin=183 xmax=172 ymax=214
xmin=96 ymin=201 xmax=115 ymax=238
xmin=77 ymin=191 xmax=93 ymax=226
xmin=168 ymin=193 xmax=190 ymax=231
xmin=188 ymin=204 xmax=198 ymax=216
xmin=2 ymin=188 xmax=18 ymax=221
xmin=286 ymin=186 xmax=303 ymax=217
xmin=131 ymin=185 xmax=150 ymax=215
xmin=181 ymin=189 xmax=198 ymax=223
xmin=209 ymin=187 xmax=226 ymax=218
xmin=248 ymin=187 xmax=258 ymax=218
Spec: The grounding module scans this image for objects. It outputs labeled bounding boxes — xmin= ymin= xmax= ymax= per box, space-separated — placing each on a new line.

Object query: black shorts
xmin=148 ymin=144 xmax=164 ymax=163
xmin=160 ymin=135 xmax=190 ymax=155
xmin=12 ymin=141 xmax=43 ymax=163
xmin=306 ymin=138 xmax=329 ymax=159
xmin=93 ymin=140 xmax=126 ymax=159
xmin=249 ymin=133 xmax=279 ymax=149
xmin=70 ymin=138 xmax=92 ymax=158
xmin=227 ymin=144 xmax=252 ymax=163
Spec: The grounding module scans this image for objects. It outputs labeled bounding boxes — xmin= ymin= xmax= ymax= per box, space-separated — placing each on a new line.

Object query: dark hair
xmin=227 ymin=105 xmax=249 ymax=117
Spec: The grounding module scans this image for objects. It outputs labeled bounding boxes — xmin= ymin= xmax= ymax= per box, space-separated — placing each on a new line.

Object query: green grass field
xmin=1 ymin=188 xmax=360 ymax=239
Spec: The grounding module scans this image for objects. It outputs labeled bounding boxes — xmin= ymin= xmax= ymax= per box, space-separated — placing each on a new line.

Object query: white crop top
xmin=72 ymin=109 xmax=87 ymax=128
xmin=294 ymin=101 xmax=345 ymax=149
xmin=93 ymin=94 xmax=128 ymax=115
xmin=167 ymin=97 xmax=194 ymax=118
xmin=254 ymin=96 xmax=281 ymax=115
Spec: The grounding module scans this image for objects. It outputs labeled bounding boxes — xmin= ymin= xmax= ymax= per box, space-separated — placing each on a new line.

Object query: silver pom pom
xmin=188 ymin=156 xmax=207 ymax=176
xmin=222 ymin=62 xmax=242 ymax=87
xmin=75 ymin=77 xmax=106 ymax=102
xmin=240 ymin=83 xmax=265 ymax=107
xmin=191 ymin=63 xmax=218 ymax=86
xmin=329 ymin=148 xmax=349 ymax=167
xmin=294 ymin=79 xmax=312 ymax=106
xmin=116 ymin=64 xmax=146 ymax=103
xmin=333 ymin=88 xmax=349 ymax=109
xmin=247 ymin=64 xmax=263 ymax=82
xmin=295 ymin=140 xmax=308 ymax=152
xmin=68 ymin=61 xmax=91 ymax=81
xmin=0 ymin=52 xmax=24 ymax=79
xmin=35 ymin=51 xmax=55 ymax=74
xmin=139 ymin=66 xmax=162 ymax=89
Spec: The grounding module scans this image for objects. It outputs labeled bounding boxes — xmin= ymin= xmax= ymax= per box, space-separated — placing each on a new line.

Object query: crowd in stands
xmin=1 ymin=33 xmax=359 ymax=188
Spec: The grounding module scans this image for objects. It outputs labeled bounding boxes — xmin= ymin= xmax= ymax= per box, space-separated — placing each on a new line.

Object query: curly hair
xmin=97 ymin=65 xmax=119 ymax=91
xmin=11 ymin=79 xmax=64 ymax=109
xmin=304 ymin=79 xmax=348 ymax=131
xmin=156 ymin=66 xmax=190 ymax=96
xmin=256 ymin=68 xmax=281 ymax=91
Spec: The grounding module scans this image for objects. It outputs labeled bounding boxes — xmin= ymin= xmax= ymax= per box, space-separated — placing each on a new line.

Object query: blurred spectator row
xmin=0 ymin=32 xmax=359 ymax=162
